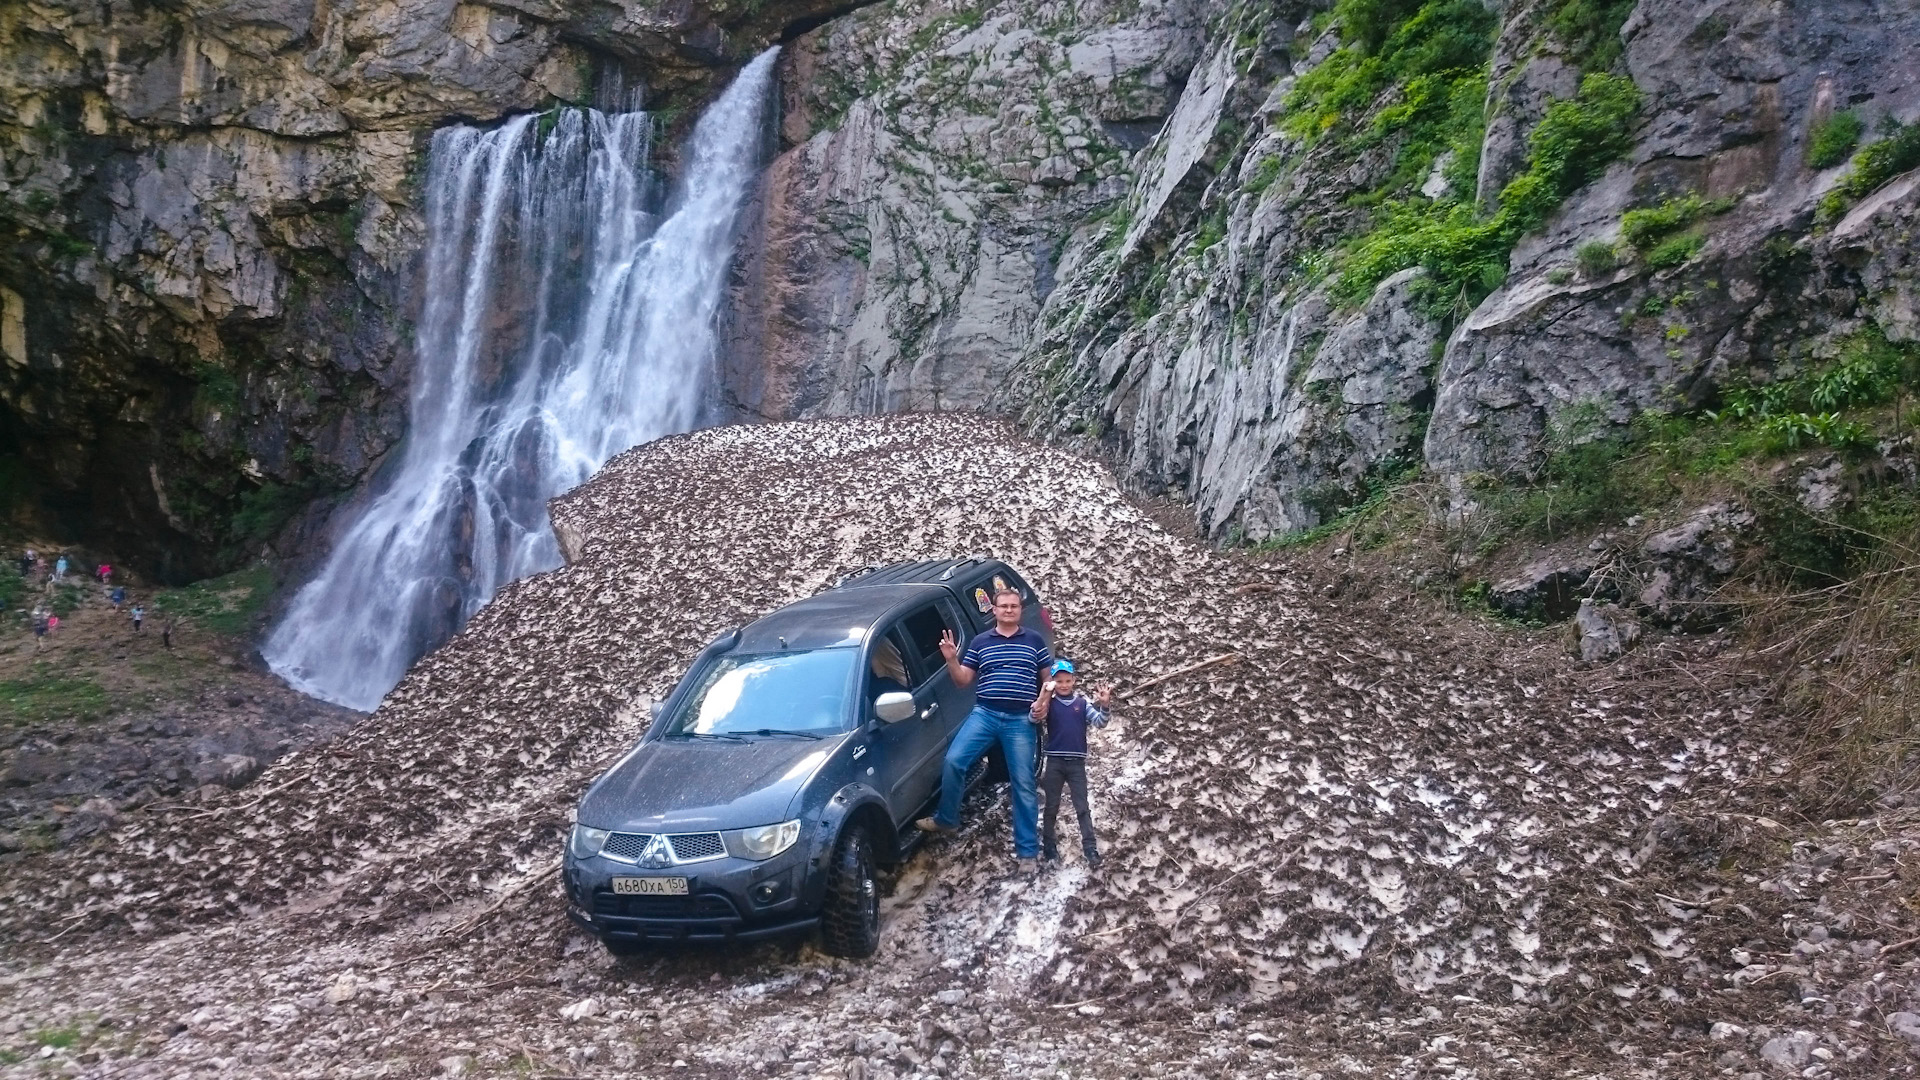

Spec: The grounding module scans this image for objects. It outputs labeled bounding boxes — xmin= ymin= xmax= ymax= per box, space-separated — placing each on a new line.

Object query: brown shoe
xmin=915 ymin=817 xmax=955 ymax=835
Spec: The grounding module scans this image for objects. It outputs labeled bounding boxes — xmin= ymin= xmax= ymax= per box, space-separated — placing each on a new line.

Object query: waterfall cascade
xmin=265 ymin=49 xmax=779 ymax=712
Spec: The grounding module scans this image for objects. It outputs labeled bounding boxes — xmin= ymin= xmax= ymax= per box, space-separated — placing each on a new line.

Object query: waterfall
xmin=264 ymin=48 xmax=779 ymax=712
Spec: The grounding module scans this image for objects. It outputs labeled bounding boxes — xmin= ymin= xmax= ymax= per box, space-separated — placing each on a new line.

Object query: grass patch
xmin=0 ymin=563 xmax=23 ymax=614
xmin=1258 ymin=467 xmax=1415 ymax=550
xmin=1618 ymin=193 xmax=1733 ymax=270
xmin=1576 ymin=239 xmax=1619 ymax=278
xmin=153 ymin=565 xmax=274 ymax=636
xmin=1808 ymin=109 xmax=1865 ymax=169
xmin=49 ymin=582 xmax=86 ymax=616
xmin=32 ymin=1026 xmax=82 ymax=1049
xmin=0 ymin=668 xmax=111 ymax=726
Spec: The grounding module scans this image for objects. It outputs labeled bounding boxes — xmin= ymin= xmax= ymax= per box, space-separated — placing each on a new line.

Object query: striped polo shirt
xmin=961 ymin=625 xmax=1052 ymax=712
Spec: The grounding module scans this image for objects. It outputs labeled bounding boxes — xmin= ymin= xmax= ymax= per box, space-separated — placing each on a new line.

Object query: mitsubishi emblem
xmin=639 ymin=834 xmax=674 ymax=869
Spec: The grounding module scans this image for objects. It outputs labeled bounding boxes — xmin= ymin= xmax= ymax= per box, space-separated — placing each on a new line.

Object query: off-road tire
xmin=819 ymin=825 xmax=881 ymax=958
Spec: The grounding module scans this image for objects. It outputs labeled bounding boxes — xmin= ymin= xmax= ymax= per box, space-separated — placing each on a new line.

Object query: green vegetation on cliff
xmin=1261 ymin=1 xmax=1642 ymax=315
xmin=1334 ymin=72 xmax=1640 ymax=312
xmin=1818 ymin=118 xmax=1920 ymax=222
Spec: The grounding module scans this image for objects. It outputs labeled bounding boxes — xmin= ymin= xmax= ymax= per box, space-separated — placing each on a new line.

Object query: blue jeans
xmin=933 ymin=705 xmax=1040 ymax=858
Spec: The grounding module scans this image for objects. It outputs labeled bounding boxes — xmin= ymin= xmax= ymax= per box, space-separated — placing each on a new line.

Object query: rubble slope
xmin=0 ymin=416 xmax=1915 ymax=1078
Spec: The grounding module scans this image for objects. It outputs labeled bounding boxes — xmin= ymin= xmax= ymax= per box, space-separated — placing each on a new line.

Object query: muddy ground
xmin=0 ymin=416 xmax=1916 ymax=1078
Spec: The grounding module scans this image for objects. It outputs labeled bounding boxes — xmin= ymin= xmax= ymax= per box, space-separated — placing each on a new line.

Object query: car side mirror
xmin=648 ymin=700 xmax=664 ymax=722
xmin=874 ymin=692 xmax=916 ymax=723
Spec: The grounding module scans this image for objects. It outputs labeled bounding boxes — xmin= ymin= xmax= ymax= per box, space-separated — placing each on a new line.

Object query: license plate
xmin=612 ymin=877 xmax=688 ymax=896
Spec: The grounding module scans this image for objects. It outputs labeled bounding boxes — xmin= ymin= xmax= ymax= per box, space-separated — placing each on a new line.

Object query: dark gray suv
xmin=564 ymin=558 xmax=1051 ymax=957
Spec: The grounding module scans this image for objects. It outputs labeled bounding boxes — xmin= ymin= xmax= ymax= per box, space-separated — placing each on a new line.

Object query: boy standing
xmin=1031 ymin=660 xmax=1111 ymax=867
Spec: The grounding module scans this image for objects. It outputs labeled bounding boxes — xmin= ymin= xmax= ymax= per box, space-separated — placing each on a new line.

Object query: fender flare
xmin=799 ymin=783 xmax=895 ymax=907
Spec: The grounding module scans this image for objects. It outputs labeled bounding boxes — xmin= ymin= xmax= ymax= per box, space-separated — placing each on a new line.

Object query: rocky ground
xmin=0 ymin=416 xmax=1916 ymax=1077
xmin=0 ymin=557 xmax=359 ymax=858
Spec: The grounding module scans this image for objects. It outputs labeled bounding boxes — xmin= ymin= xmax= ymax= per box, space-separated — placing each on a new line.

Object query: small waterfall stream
xmin=265 ymin=49 xmax=779 ymax=711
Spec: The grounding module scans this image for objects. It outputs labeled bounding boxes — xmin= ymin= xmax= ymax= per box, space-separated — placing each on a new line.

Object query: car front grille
xmin=602 ymin=832 xmax=654 ymax=861
xmin=668 ymin=832 xmax=725 ymax=861
xmin=592 ymin=891 xmax=741 ymax=921
xmin=598 ymin=830 xmax=727 ymax=864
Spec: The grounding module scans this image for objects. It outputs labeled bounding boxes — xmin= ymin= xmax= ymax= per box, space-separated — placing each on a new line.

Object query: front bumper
xmin=563 ymin=846 xmax=816 ymax=945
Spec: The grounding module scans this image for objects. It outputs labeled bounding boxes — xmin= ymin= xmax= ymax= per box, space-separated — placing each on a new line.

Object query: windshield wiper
xmin=742 ymin=729 xmax=824 ymax=740
xmin=673 ymin=731 xmax=748 ymax=742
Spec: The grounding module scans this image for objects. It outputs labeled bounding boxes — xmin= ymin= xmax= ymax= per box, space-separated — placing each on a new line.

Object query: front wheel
xmin=819 ymin=825 xmax=881 ymax=958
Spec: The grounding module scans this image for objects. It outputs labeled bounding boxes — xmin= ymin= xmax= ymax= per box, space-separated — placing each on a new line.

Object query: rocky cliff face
xmin=717 ymin=0 xmax=1212 ymax=419
xmin=724 ymin=0 xmax=1920 ymax=543
xmin=0 ymin=0 xmax=844 ymax=578
xmin=9 ymin=0 xmax=1920 ymax=576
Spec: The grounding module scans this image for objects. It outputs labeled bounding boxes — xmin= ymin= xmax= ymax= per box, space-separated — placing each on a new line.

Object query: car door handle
xmin=920 ymin=702 xmax=940 ymax=719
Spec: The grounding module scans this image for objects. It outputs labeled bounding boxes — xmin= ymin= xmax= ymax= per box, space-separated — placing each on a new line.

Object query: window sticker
xmin=973 ymin=587 xmax=991 ymax=613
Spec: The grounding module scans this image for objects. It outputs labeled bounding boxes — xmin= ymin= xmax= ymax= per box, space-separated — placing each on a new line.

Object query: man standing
xmin=916 ymin=589 xmax=1051 ymax=870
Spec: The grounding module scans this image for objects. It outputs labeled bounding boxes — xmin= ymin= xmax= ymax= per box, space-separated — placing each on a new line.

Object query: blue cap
xmin=1051 ymin=659 xmax=1075 ymax=675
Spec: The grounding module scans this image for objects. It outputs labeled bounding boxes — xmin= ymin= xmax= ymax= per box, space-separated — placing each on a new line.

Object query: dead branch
xmin=447 ymin=861 xmax=561 ymax=938
xmin=1121 ymin=653 xmax=1241 ymax=700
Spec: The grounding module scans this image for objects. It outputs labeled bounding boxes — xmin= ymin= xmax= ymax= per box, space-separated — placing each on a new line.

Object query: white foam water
xmin=265 ymin=49 xmax=779 ymax=711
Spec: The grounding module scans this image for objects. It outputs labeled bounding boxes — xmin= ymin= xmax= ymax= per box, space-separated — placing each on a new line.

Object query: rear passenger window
xmin=900 ymin=603 xmax=960 ymax=677
xmin=959 ymin=569 xmax=1036 ymax=629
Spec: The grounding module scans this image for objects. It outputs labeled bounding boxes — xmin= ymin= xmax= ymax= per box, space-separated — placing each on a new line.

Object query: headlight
xmin=729 ymin=820 xmax=801 ymax=860
xmin=569 ymin=824 xmax=609 ymax=859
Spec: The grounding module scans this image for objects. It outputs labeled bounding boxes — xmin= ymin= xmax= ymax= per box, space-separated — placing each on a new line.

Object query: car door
xmin=894 ymin=598 xmax=974 ymax=812
xmin=860 ymin=625 xmax=925 ymax=820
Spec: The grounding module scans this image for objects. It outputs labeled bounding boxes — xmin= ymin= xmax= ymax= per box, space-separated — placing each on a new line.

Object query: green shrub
xmin=1576 ymin=240 xmax=1619 ymax=277
xmin=1808 ymin=109 xmax=1865 ymax=169
xmin=1819 ymin=120 xmax=1920 ymax=221
xmin=1618 ymin=193 xmax=1732 ymax=266
xmin=1283 ymin=0 xmax=1498 ymax=144
xmin=1715 ymin=328 xmax=1920 ymax=423
xmin=1547 ymin=0 xmax=1639 ymax=72
xmin=1645 ymin=230 xmax=1705 ymax=269
xmin=1497 ymin=74 xmax=1641 ymax=229
xmin=1620 ymin=194 xmax=1707 ymax=249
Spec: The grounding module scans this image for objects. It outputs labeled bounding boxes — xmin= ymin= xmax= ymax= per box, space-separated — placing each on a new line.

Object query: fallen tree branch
xmin=1879 ymin=935 xmax=1920 ymax=958
xmin=446 ymin=861 xmax=561 ymax=939
xmin=1121 ymin=653 xmax=1241 ymax=700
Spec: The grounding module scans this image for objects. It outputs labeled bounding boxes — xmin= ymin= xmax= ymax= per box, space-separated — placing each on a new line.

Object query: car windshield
xmin=663 ymin=648 xmax=859 ymax=737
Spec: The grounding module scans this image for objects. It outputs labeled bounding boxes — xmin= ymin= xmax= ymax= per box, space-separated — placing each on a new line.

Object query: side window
xmin=865 ymin=627 xmax=916 ymax=705
xmin=899 ymin=603 xmax=960 ymax=681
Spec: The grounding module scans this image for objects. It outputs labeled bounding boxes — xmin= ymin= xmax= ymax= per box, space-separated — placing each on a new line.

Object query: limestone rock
xmin=1635 ymin=502 xmax=1753 ymax=626
xmin=1490 ymin=558 xmax=1597 ymax=622
xmin=1572 ymin=600 xmax=1641 ymax=662
xmin=719 ymin=0 xmax=1210 ymax=421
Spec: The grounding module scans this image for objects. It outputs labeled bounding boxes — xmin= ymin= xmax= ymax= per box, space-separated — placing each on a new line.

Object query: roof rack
xmin=834 ymin=564 xmax=882 ymax=588
xmin=938 ymin=557 xmax=987 ymax=581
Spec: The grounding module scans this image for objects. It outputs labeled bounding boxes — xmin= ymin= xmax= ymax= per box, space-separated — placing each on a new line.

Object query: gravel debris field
xmin=1 ymin=415 xmax=1916 ymax=1078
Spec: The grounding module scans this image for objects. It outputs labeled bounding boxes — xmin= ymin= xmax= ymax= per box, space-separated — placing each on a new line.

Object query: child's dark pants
xmin=1040 ymin=755 xmax=1096 ymax=858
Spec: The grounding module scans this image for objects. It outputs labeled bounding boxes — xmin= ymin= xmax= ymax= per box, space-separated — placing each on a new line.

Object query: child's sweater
xmin=1040 ymin=692 xmax=1109 ymax=757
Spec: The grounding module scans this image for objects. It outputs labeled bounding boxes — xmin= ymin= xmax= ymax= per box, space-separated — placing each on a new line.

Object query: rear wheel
xmin=819 ymin=825 xmax=881 ymax=958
